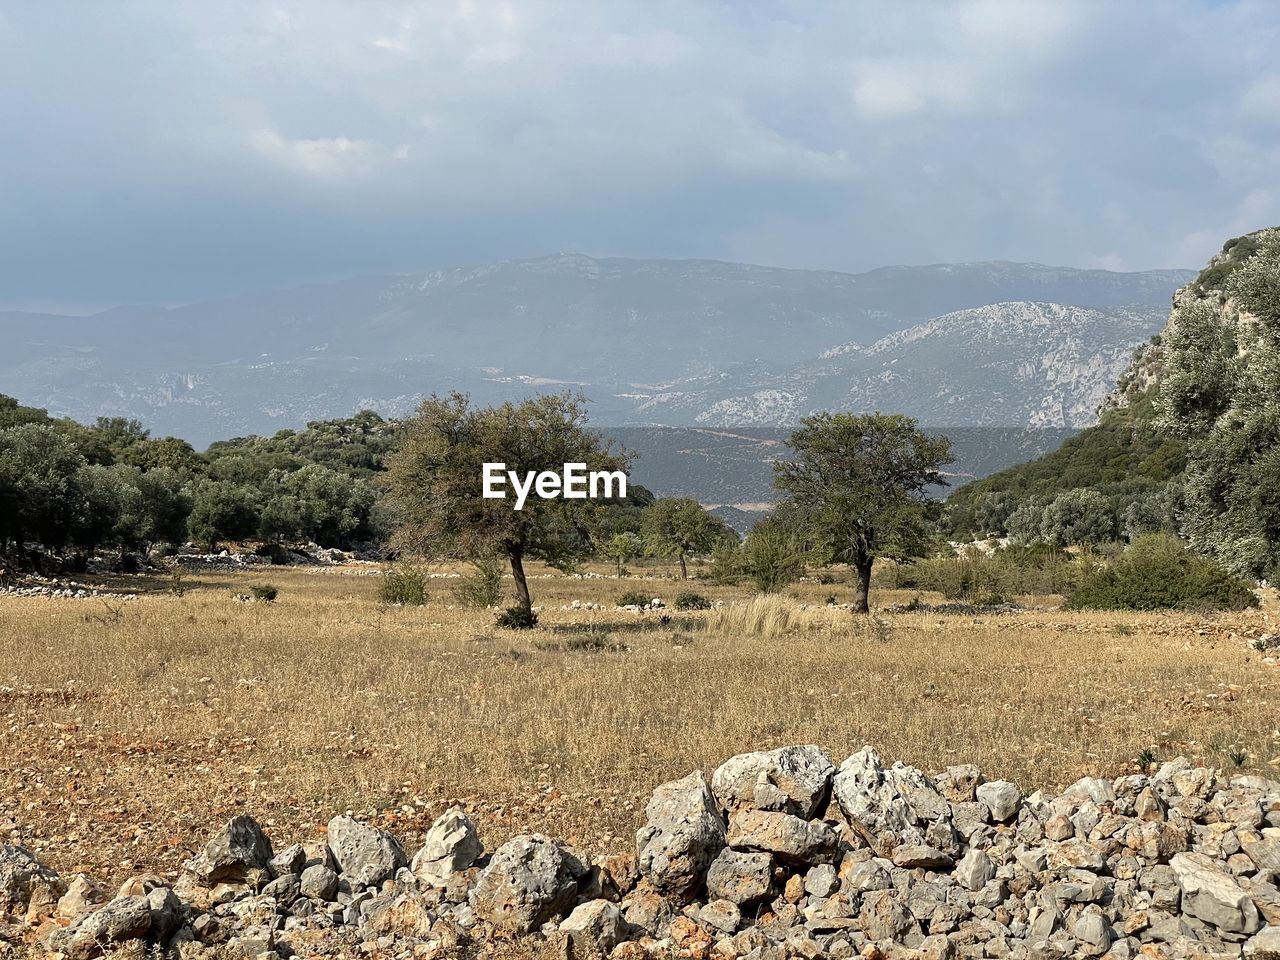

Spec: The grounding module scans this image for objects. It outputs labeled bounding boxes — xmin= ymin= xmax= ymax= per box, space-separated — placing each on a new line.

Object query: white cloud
xmin=249 ymin=128 xmax=386 ymax=179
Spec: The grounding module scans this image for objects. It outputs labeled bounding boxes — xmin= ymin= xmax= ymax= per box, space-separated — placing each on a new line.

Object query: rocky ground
xmin=4 ymin=745 xmax=1280 ymax=960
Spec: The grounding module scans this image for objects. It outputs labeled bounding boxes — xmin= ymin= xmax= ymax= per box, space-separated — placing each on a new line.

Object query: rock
xmin=698 ymin=898 xmax=741 ymax=933
xmin=472 ymin=834 xmax=584 ymax=934
xmin=299 ymin=864 xmax=339 ymax=901
xmin=559 ymin=898 xmax=626 ymax=953
xmin=410 ymin=807 xmax=484 ymax=886
xmin=936 ymin=764 xmax=984 ymax=803
xmin=1073 ymin=910 xmax=1111 ymax=956
xmin=832 ymin=747 xmax=947 ymax=855
xmin=977 ymin=781 xmax=1022 ymax=823
xmin=147 ymin=886 xmax=184 ymax=944
xmin=1171 ymin=851 xmax=1262 ymax=934
xmin=635 ymin=771 xmax=726 ymax=899
xmin=63 ymin=895 xmax=152 ymax=956
xmin=268 ymin=844 xmax=306 ymax=878
xmin=860 ymin=888 xmax=916 ymax=941
xmin=803 ymin=864 xmax=839 ymax=898
xmin=725 ymin=809 xmax=839 ymax=863
xmin=0 ymin=843 xmax=64 ymax=909
xmin=891 ymin=844 xmax=954 ymax=870
xmin=710 ymin=745 xmax=835 ymax=818
xmin=1063 ymin=777 xmax=1117 ymax=806
xmin=706 ymin=849 xmax=775 ymax=905
xmin=187 ymin=816 xmax=274 ymax=886
xmin=955 ymin=848 xmax=995 ymax=892
xmin=57 ymin=875 xmax=107 ymax=920
xmin=326 ymin=814 xmax=407 ymax=889
xmin=1245 ymin=926 xmax=1280 ymax=959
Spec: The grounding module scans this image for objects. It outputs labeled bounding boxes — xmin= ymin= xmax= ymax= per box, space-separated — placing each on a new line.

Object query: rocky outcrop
xmin=3 ymin=746 xmax=1279 ymax=959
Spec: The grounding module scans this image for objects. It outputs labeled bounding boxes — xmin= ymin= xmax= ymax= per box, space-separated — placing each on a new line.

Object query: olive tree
xmin=773 ymin=412 xmax=953 ymax=613
xmin=640 ymin=497 xmax=733 ymax=580
xmin=385 ymin=392 xmax=628 ymax=621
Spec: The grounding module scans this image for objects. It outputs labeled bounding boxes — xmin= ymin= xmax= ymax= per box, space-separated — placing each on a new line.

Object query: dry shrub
xmin=704 ymin=594 xmax=840 ymax=641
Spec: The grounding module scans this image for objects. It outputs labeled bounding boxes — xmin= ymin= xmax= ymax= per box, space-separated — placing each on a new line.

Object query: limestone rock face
xmin=635 ymin=771 xmax=726 ymax=899
xmin=326 ymin=814 xmax=408 ymax=890
xmin=471 ymin=834 xmax=584 ymax=934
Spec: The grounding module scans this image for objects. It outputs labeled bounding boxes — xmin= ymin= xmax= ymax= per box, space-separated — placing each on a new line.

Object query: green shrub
xmin=617 ymin=590 xmax=653 ymax=608
xmin=379 ymin=565 xmax=427 ymax=606
xmin=453 ymin=555 xmax=504 ymax=609
xmin=1065 ymin=534 xmax=1258 ymax=611
xmin=495 ymin=605 xmax=538 ymax=629
xmin=250 ymin=584 xmax=279 ymax=602
xmin=534 ymin=630 xmax=623 ymax=653
xmin=674 ymin=590 xmax=712 ymax=611
xmin=900 ymin=546 xmax=1081 ymax=600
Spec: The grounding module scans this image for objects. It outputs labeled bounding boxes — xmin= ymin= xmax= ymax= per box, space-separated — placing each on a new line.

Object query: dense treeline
xmin=0 ymin=397 xmax=399 ymax=565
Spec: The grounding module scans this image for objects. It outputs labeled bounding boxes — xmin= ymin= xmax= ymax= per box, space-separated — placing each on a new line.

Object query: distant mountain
xmin=0 ymin=255 xmax=1192 ymax=445
xmin=634 ymin=301 xmax=1170 ymax=429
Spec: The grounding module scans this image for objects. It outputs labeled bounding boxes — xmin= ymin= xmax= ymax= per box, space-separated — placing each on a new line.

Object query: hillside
xmin=0 ymin=256 xmax=1191 ymax=444
xmin=945 ymin=227 xmax=1280 ymax=575
xmin=635 ymin=301 xmax=1167 ymax=429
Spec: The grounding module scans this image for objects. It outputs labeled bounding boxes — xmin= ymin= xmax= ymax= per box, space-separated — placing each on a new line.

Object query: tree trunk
xmin=508 ymin=541 xmax=533 ymax=614
xmin=617 ymin=557 xmax=624 ymax=578
xmin=678 ymin=552 xmax=688 ymax=580
xmin=853 ymin=555 xmax=873 ymax=614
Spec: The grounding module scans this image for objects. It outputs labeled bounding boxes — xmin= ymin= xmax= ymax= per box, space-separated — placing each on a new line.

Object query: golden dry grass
xmin=1 ymin=563 xmax=1278 ymax=894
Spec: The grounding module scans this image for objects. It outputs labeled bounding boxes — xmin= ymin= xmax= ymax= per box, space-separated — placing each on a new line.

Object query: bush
xmin=453 ymin=555 xmax=504 ymax=609
xmin=495 ymin=605 xmax=538 ymax=629
xmin=379 ymin=565 xmax=427 ymax=606
xmin=617 ymin=590 xmax=654 ymax=608
xmin=674 ymin=590 xmax=712 ymax=611
xmin=250 ymin=584 xmax=279 ymax=602
xmin=534 ymin=630 xmax=623 ymax=653
xmin=900 ymin=546 xmax=1082 ymax=600
xmin=1065 ymin=534 xmax=1258 ymax=611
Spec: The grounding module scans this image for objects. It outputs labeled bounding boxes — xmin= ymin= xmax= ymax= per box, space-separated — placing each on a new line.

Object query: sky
xmin=2 ymin=0 xmax=1279 ymax=312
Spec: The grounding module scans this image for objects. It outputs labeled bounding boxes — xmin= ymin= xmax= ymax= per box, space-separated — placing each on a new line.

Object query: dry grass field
xmin=2 ymin=563 xmax=1278 ymax=897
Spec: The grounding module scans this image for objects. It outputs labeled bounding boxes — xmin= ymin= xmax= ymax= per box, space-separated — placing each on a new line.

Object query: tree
xmin=385 ymin=392 xmax=628 ymax=620
xmin=0 ymin=424 xmax=89 ymax=555
xmin=773 ymin=412 xmax=953 ymax=613
xmin=1038 ymin=488 xmax=1117 ymax=548
xmin=738 ymin=516 xmax=805 ymax=593
xmin=599 ymin=531 xmax=644 ymax=577
xmin=187 ymin=479 xmax=259 ymax=551
xmin=640 ymin=497 xmax=733 ymax=580
xmin=1156 ymin=227 xmax=1280 ymax=579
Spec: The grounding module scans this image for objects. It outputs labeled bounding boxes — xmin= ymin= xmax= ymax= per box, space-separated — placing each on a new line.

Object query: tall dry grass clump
xmin=704 ymin=594 xmax=846 ymax=640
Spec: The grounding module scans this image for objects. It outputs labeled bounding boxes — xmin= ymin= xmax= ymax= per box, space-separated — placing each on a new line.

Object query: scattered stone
xmin=186 ymin=815 xmax=274 ymax=886
xmin=326 ymin=814 xmax=407 ymax=889
xmin=976 ymin=780 xmax=1022 ymax=822
xmin=711 ymin=745 xmax=835 ymax=818
xmin=409 ymin=807 xmax=483 ymax=886
xmin=559 ymin=898 xmax=626 ymax=953
xmin=1171 ymin=851 xmax=1263 ymax=934
xmin=706 ymin=849 xmax=775 ymax=905
xmin=299 ymin=863 xmax=339 ymax=901
xmin=635 ymin=771 xmax=726 ymax=898
xmin=472 ymin=834 xmax=584 ymax=934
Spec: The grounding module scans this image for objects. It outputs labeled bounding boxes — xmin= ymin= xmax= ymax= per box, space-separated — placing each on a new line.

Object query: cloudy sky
xmin=2 ymin=0 xmax=1279 ymax=311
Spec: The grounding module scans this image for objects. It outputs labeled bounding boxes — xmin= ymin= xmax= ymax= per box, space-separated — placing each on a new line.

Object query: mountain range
xmin=1 ymin=255 xmax=1192 ymax=447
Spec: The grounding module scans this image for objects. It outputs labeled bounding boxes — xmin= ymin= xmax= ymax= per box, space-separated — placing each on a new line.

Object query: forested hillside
xmin=945 ymin=228 xmax=1280 ymax=581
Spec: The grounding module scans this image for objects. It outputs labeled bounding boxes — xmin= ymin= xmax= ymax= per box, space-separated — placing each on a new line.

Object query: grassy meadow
xmin=1 ymin=562 xmax=1277 ymax=893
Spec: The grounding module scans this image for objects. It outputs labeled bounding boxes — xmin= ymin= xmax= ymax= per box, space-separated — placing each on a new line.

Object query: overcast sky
xmin=2 ymin=0 xmax=1279 ymax=312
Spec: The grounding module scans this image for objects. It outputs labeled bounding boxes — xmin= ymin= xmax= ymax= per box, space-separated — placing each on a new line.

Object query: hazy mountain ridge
xmin=0 ymin=255 xmax=1192 ymax=445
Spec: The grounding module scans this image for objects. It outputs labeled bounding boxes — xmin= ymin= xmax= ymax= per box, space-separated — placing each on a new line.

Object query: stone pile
xmin=4 ymin=746 xmax=1280 ymax=959
xmin=0 ymin=578 xmax=137 ymax=601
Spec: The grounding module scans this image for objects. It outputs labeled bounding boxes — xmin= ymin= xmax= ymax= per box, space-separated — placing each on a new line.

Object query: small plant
xmin=535 ymin=630 xmax=624 ymax=653
xmin=824 ymin=594 xmax=838 ymax=606
xmin=453 ymin=555 xmax=504 ymax=609
xmin=1136 ymin=746 xmax=1157 ymax=770
xmin=250 ymin=584 xmax=279 ymax=602
xmin=379 ymin=565 xmax=427 ymax=606
xmin=495 ymin=605 xmax=538 ymax=629
xmin=1228 ymin=746 xmax=1247 ymax=767
xmin=1112 ymin=624 xmax=1135 ymax=636
xmin=674 ymin=591 xmax=712 ymax=611
xmin=167 ymin=568 xmax=188 ymax=598
xmin=617 ymin=590 xmax=653 ymax=608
